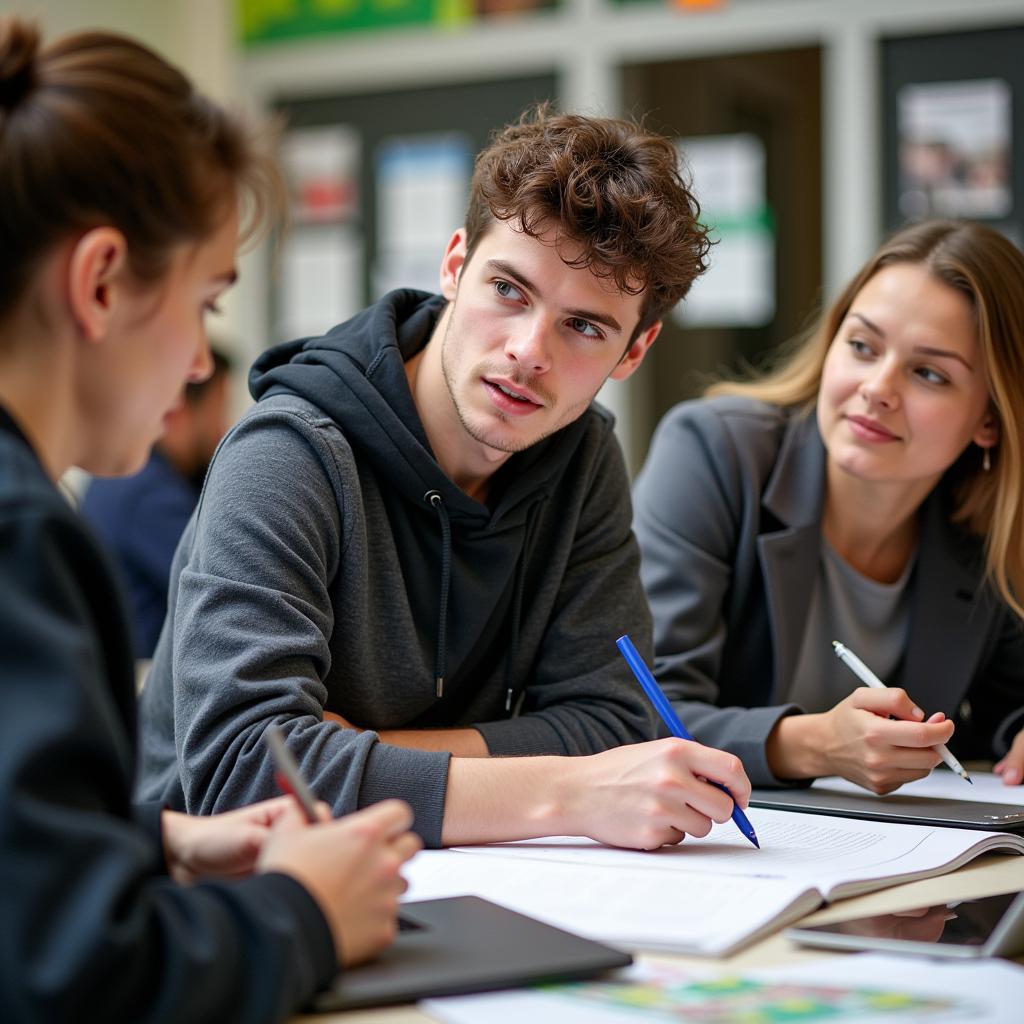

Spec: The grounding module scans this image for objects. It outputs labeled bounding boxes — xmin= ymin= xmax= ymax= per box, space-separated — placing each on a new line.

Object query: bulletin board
xmin=270 ymin=74 xmax=558 ymax=342
xmin=882 ymin=25 xmax=1024 ymax=245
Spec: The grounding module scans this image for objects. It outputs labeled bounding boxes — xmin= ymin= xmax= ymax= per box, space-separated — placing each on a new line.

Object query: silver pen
xmin=832 ymin=640 xmax=972 ymax=785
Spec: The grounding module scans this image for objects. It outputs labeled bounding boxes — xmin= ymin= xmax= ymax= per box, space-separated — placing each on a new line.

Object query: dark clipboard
xmin=310 ymin=896 xmax=632 ymax=1012
xmin=750 ymin=787 xmax=1024 ymax=833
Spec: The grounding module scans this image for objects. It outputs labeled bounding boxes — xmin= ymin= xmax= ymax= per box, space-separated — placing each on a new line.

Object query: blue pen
xmin=616 ymin=634 xmax=760 ymax=849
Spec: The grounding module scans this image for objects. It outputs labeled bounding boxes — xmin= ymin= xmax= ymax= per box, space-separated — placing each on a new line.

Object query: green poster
xmin=239 ymin=0 xmax=474 ymax=44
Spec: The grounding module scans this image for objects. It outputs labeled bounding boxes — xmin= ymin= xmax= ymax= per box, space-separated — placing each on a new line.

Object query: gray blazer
xmin=633 ymin=396 xmax=1024 ymax=786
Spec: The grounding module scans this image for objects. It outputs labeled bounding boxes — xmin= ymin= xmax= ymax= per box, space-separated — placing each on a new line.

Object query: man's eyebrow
xmin=485 ymin=258 xmax=623 ymax=335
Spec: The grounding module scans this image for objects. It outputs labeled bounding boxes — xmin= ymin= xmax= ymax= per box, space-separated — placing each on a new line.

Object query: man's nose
xmin=504 ymin=318 xmax=553 ymax=373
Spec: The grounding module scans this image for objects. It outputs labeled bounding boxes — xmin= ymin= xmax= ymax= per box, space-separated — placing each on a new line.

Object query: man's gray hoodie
xmin=137 ymin=290 xmax=655 ymax=846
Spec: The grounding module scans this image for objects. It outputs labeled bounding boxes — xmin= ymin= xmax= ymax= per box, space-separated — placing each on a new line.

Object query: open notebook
xmin=404 ymin=808 xmax=1024 ymax=957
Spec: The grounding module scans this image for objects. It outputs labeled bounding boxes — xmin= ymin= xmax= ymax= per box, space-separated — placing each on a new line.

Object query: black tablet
xmin=788 ymin=890 xmax=1024 ymax=958
xmin=311 ymin=896 xmax=632 ymax=1012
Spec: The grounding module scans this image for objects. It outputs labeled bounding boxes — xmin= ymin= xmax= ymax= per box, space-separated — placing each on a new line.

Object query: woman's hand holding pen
xmin=258 ymin=799 xmax=422 ymax=967
xmin=767 ymin=688 xmax=955 ymax=793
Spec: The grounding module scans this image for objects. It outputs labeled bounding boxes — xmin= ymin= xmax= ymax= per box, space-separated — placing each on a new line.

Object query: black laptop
xmin=310 ymin=895 xmax=632 ymax=1012
xmin=749 ymin=787 xmax=1024 ymax=833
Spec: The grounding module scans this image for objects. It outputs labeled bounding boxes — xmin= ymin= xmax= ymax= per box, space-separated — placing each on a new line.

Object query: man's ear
xmin=609 ymin=320 xmax=662 ymax=382
xmin=439 ymin=228 xmax=468 ymax=300
xmin=67 ymin=227 xmax=128 ymax=343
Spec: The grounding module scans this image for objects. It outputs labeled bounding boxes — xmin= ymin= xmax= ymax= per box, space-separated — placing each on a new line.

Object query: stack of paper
xmin=405 ymin=808 xmax=1024 ymax=956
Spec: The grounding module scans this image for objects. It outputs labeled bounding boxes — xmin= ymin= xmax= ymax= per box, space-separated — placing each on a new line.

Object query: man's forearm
xmin=324 ymin=711 xmax=489 ymax=757
xmin=378 ymin=728 xmax=489 ymax=757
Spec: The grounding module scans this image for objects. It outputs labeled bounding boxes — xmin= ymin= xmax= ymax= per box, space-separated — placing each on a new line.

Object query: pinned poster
xmin=898 ymin=78 xmax=1012 ymax=220
xmin=373 ymin=133 xmax=473 ymax=297
xmin=673 ymin=133 xmax=774 ymax=329
xmin=278 ymin=225 xmax=363 ymax=340
xmin=281 ymin=125 xmax=361 ymax=225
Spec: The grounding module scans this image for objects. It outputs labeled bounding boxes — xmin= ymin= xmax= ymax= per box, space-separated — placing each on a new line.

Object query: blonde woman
xmin=634 ymin=220 xmax=1024 ymax=794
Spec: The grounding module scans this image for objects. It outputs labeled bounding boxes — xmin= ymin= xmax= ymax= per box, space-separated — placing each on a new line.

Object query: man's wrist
xmin=379 ymin=727 xmax=488 ymax=756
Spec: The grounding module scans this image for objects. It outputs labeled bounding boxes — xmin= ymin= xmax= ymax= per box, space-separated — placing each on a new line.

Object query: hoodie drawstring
xmin=424 ymin=490 xmax=451 ymax=698
xmin=504 ymin=498 xmax=545 ymax=714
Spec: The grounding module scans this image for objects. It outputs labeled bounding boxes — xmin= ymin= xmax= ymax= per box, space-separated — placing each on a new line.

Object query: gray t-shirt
xmin=786 ymin=539 xmax=916 ymax=712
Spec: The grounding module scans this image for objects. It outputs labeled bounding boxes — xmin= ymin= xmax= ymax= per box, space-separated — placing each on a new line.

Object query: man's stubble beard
xmin=439 ymin=303 xmax=596 ymax=456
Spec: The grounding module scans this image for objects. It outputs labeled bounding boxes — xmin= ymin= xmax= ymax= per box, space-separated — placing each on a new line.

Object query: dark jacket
xmin=0 ymin=406 xmax=335 ymax=1023
xmin=137 ymin=290 xmax=654 ymax=847
xmin=82 ymin=449 xmax=198 ymax=657
xmin=633 ymin=396 xmax=1024 ymax=786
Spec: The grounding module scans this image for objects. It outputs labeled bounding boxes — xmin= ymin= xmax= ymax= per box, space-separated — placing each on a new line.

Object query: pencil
xmin=831 ymin=640 xmax=972 ymax=785
xmin=616 ymin=634 xmax=760 ymax=849
xmin=264 ymin=723 xmax=321 ymax=821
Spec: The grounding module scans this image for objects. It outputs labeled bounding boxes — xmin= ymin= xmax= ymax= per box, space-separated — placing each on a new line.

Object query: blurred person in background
xmin=83 ymin=347 xmax=234 ymax=656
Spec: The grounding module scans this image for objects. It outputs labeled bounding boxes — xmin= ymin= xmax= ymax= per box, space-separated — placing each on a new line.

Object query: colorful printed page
xmin=423 ymin=954 xmax=1024 ymax=1024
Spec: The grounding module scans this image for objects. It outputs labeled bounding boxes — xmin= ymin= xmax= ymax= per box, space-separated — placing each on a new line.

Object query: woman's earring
xmin=983 ymin=447 xmax=992 ymax=472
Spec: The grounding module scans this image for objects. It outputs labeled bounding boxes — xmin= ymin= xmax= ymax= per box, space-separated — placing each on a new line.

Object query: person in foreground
xmin=634 ymin=219 xmax=1024 ymax=794
xmin=138 ymin=106 xmax=753 ymax=850
xmin=0 ymin=20 xmax=418 ymax=1021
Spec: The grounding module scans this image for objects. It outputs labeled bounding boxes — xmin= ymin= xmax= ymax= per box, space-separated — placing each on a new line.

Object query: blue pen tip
xmin=749 ymin=833 xmax=760 ymax=849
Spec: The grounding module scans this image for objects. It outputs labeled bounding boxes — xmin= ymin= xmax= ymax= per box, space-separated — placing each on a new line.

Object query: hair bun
xmin=0 ymin=18 xmax=40 ymax=112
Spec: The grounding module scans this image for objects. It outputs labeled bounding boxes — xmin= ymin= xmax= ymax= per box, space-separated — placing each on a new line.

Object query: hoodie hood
xmin=250 ymin=289 xmax=585 ymax=528
xmin=249 ymin=289 xmax=591 ymax=701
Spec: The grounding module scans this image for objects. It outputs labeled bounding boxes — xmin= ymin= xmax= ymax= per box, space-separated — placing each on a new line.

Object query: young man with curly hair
xmin=138 ymin=108 xmax=753 ymax=850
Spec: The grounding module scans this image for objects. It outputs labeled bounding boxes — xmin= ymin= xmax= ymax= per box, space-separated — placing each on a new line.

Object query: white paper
xmin=814 ymin=772 xmax=1024 ymax=806
xmin=424 ymin=954 xmax=1024 ymax=1024
xmin=406 ymin=810 xmax=1022 ymax=956
xmin=446 ymin=809 xmax=1023 ymax=897
xmin=405 ymin=851 xmax=816 ymax=955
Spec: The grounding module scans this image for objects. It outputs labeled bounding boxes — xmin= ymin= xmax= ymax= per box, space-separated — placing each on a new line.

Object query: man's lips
xmin=484 ymin=377 xmax=544 ymax=407
xmin=846 ymin=414 xmax=900 ymax=441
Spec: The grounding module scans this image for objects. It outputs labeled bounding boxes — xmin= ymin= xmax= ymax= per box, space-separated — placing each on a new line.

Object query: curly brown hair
xmin=465 ymin=105 xmax=711 ymax=339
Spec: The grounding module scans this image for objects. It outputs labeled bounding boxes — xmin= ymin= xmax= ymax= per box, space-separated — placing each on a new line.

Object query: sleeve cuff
xmin=741 ymin=704 xmax=813 ymax=787
xmin=476 ymin=715 xmax=566 ymax=757
xmin=356 ymin=742 xmax=451 ymax=849
xmin=131 ymin=800 xmax=168 ymax=864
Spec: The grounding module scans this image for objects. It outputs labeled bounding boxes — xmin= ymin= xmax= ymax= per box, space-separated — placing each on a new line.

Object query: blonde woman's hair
xmin=708 ymin=220 xmax=1024 ymax=623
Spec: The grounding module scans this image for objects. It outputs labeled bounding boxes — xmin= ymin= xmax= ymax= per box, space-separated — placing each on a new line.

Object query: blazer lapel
xmin=757 ymin=412 xmax=827 ymax=700
xmin=903 ymin=493 xmax=994 ymax=715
